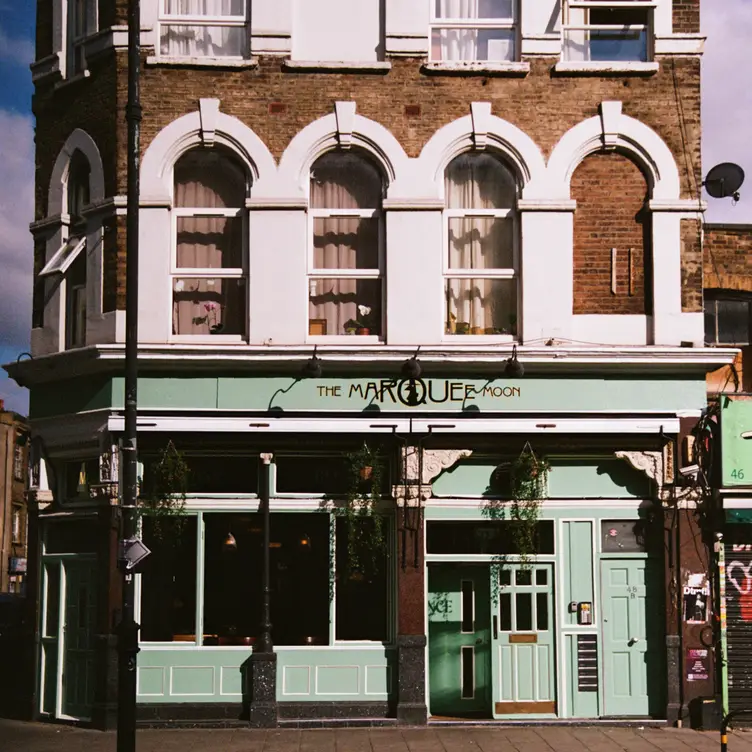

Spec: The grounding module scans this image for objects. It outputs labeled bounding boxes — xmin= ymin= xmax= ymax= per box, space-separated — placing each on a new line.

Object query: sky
xmin=0 ymin=2 xmax=750 ymax=416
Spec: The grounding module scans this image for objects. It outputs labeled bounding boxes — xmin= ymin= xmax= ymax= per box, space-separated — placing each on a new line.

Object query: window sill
xmin=421 ymin=61 xmax=530 ymax=77
xmin=145 ymin=55 xmax=259 ymax=69
xmin=553 ymin=61 xmax=659 ymax=75
xmin=308 ymin=335 xmax=384 ymax=344
xmin=282 ymin=60 xmax=392 ymax=73
xmin=170 ymin=335 xmax=248 ymax=344
xmin=53 ymin=70 xmax=91 ymax=91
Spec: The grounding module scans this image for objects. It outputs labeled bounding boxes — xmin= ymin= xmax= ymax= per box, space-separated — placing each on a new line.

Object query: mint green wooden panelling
xmin=136 ymin=647 xmax=394 ymax=704
xmin=425 ymin=505 xmax=645 ymax=522
xmin=562 ymin=521 xmax=594 ymax=627
xmin=565 ymin=633 xmax=599 ymax=718
xmin=432 ymin=459 xmax=497 ymax=497
xmin=548 ymin=460 xmax=649 ymax=499
xmin=721 ymin=397 xmax=752 ymax=486
xmin=29 ymin=375 xmax=706 ymax=419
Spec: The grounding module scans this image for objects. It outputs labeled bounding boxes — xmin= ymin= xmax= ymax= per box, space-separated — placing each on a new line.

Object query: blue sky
xmin=0 ymin=1 xmax=750 ymax=416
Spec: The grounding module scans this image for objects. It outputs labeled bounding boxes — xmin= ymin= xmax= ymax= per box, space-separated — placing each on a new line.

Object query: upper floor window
xmin=12 ymin=507 xmax=23 ymax=545
xmin=430 ymin=0 xmax=517 ymax=63
xmin=562 ymin=1 xmax=652 ymax=63
xmin=68 ymin=0 xmax=97 ymax=74
xmin=444 ymin=153 xmax=518 ymax=338
xmin=13 ymin=443 xmax=24 ymax=482
xmin=172 ymin=148 xmax=248 ymax=338
xmin=160 ymin=0 xmax=248 ymax=58
xmin=308 ymin=152 xmax=385 ymax=340
xmin=705 ymin=291 xmax=752 ymax=346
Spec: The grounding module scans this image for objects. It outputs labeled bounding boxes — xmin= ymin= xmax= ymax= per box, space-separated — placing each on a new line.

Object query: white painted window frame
xmin=170 ymin=206 xmax=248 ymax=343
xmin=442 ymin=204 xmax=519 ymax=343
xmin=66 ymin=0 xmax=98 ymax=77
xmin=429 ymin=0 xmax=519 ymax=63
xmin=306 ymin=206 xmax=385 ymax=344
xmin=561 ymin=0 xmax=655 ymax=63
xmin=158 ymin=0 xmax=250 ymax=60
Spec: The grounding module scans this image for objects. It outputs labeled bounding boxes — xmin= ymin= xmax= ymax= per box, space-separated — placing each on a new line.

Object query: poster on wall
xmin=687 ymin=648 xmax=709 ymax=682
xmin=683 ymin=574 xmax=709 ymax=624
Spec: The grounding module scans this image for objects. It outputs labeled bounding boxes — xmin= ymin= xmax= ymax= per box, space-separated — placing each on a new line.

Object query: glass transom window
xmin=562 ymin=1 xmax=653 ymax=63
xmin=443 ymin=152 xmax=519 ymax=338
xmin=431 ymin=0 xmax=517 ymax=63
xmin=705 ymin=292 xmax=752 ymax=346
xmin=160 ymin=0 xmax=248 ymax=58
xmin=308 ymin=152 xmax=385 ymax=340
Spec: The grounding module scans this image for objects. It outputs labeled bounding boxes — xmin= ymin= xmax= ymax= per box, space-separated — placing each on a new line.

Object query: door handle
xmin=493 ymin=615 xmax=498 ymax=640
xmin=629 ymin=637 xmax=640 ymax=646
xmin=476 ymin=637 xmax=483 ymax=645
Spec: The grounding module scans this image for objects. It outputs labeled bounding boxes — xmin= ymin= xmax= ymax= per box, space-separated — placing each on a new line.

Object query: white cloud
xmin=0 ymin=111 xmax=34 ymax=352
xmin=702 ymin=0 xmax=752 ymax=224
xmin=0 ymin=28 xmax=34 ymax=67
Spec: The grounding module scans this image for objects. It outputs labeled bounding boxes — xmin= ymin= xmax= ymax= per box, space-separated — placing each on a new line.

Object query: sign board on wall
xmin=721 ymin=397 xmax=752 ymax=487
xmin=686 ymin=649 xmax=709 ymax=682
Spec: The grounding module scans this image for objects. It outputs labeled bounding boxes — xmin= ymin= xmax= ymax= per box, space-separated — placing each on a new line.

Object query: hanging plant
xmin=337 ymin=442 xmax=387 ymax=576
xmin=509 ymin=442 xmax=549 ymax=567
xmin=138 ymin=440 xmax=189 ymax=542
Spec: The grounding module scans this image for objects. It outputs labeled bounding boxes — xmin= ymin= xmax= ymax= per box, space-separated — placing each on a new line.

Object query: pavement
xmin=0 ymin=720 xmax=749 ymax=752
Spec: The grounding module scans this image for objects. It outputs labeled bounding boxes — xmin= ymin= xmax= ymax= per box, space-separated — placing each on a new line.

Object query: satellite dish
xmin=703 ymin=162 xmax=745 ymax=201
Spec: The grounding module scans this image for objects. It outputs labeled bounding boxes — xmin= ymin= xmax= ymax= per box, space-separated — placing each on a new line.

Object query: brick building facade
xmin=8 ymin=0 xmax=736 ymax=729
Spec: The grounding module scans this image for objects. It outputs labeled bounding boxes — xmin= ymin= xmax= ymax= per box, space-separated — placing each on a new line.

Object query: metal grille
xmin=725 ymin=539 xmax=752 ymax=722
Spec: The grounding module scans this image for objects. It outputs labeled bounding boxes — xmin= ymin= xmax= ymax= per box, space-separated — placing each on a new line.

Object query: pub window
xmin=63 ymin=457 xmax=100 ymax=499
xmin=274 ymin=455 xmax=354 ymax=496
xmin=139 ymin=517 xmax=198 ymax=642
xmin=141 ymin=453 xmax=259 ymax=495
xmin=427 ymin=520 xmax=555 ymax=555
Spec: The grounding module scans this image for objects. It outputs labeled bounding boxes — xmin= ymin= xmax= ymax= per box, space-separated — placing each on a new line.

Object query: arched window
xmin=39 ymin=149 xmax=92 ymax=349
xmin=171 ymin=148 xmax=248 ymax=337
xmin=308 ymin=152 xmax=384 ymax=339
xmin=444 ymin=152 xmax=518 ymax=337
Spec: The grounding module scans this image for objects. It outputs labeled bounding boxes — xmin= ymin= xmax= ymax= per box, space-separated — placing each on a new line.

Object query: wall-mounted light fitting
xmin=504 ymin=345 xmax=524 ymax=378
xmin=401 ymin=346 xmax=422 ymax=380
xmin=302 ymin=345 xmax=323 ymax=379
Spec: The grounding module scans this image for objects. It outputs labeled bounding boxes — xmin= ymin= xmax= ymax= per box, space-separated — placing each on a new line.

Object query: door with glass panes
xmin=492 ymin=563 xmax=556 ymax=716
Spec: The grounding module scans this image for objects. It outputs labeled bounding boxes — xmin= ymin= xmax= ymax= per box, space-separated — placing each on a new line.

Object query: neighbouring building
xmin=7 ymin=0 xmax=737 ymax=729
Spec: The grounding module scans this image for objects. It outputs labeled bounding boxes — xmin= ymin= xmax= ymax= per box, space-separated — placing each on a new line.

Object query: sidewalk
xmin=0 ymin=720 xmax=748 ymax=752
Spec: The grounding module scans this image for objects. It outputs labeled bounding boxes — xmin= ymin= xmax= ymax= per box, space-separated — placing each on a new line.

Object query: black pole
xmin=117 ymin=0 xmax=141 ymax=749
xmin=259 ymin=454 xmax=273 ymax=652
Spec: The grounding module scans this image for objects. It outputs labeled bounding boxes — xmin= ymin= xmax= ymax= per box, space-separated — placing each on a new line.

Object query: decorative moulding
xmin=517 ymin=199 xmax=577 ymax=212
xmin=470 ymin=102 xmax=492 ymax=151
xmin=599 ymin=101 xmax=622 ymax=150
xmin=334 ymin=101 xmax=357 ymax=150
xmin=199 ymin=98 xmax=220 ymax=147
xmin=614 ymin=450 xmax=664 ymax=491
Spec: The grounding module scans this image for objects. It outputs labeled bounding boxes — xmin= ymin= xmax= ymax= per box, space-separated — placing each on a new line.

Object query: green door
xmin=601 ymin=559 xmax=663 ymax=717
xmin=428 ymin=565 xmax=491 ymax=717
xmin=493 ymin=564 xmax=556 ymax=717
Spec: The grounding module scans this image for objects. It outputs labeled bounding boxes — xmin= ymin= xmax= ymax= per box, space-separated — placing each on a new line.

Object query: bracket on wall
xmin=599 ymin=101 xmax=622 ymax=151
xmin=334 ymin=101 xmax=356 ymax=150
xmin=470 ymin=102 xmax=492 ymax=151
xmin=199 ymin=98 xmax=220 ymax=147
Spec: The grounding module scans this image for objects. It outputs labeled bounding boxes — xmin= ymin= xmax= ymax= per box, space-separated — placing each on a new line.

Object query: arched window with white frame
xmin=444 ymin=152 xmax=519 ymax=338
xmin=171 ymin=147 xmax=248 ymax=338
xmin=308 ymin=151 xmax=385 ymax=340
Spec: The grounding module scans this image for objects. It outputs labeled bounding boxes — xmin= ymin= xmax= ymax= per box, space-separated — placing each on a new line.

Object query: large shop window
xmin=140 ymin=517 xmax=198 ymax=642
xmin=172 ymin=148 xmax=248 ymax=338
xmin=159 ymin=0 xmax=248 ymax=58
xmin=562 ymin=1 xmax=652 ymax=63
xmin=308 ymin=152 xmax=385 ymax=339
xmin=427 ymin=521 xmax=555 ymax=555
xmin=705 ymin=291 xmax=752 ymax=346
xmin=444 ymin=153 xmax=519 ymax=337
xmin=431 ymin=0 xmax=517 ymax=62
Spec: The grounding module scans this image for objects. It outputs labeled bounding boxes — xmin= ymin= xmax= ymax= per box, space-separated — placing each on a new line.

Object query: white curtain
xmin=434 ymin=0 xmax=514 ymax=62
xmin=161 ymin=0 xmax=245 ymax=57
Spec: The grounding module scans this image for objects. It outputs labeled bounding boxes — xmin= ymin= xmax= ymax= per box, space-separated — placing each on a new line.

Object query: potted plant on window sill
xmin=192 ymin=301 xmax=224 ymax=334
xmin=343 ymin=304 xmax=376 ymax=336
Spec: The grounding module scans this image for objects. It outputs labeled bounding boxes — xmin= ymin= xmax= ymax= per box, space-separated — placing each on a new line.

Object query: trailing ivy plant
xmin=138 ymin=440 xmax=189 ymax=542
xmin=508 ymin=443 xmax=549 ymax=567
xmin=337 ymin=443 xmax=388 ymax=576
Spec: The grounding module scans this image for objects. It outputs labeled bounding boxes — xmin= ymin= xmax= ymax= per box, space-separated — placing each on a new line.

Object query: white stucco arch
xmin=140 ymin=103 xmax=277 ymax=203
xmin=48 ymin=128 xmax=105 ymax=215
xmin=277 ymin=108 xmax=410 ymax=200
xmin=547 ymin=106 xmax=682 ymax=200
xmin=416 ymin=110 xmax=548 ymax=200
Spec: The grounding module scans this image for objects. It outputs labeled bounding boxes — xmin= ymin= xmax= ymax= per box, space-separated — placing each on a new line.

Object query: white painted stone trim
xmin=654 ymin=34 xmax=705 ymax=56
xmin=421 ymin=61 xmax=530 ymax=76
xmin=282 ymin=60 xmax=392 ymax=72
xmin=145 ymin=56 xmax=258 ymax=68
xmin=48 ymin=129 xmax=105 ymax=214
xmin=553 ymin=61 xmax=660 ymax=74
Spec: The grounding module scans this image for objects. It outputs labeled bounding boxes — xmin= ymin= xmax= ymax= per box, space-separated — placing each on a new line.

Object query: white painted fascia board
xmin=654 ymin=34 xmax=705 ymax=56
xmin=105 ymin=415 xmax=680 ymax=435
xmin=649 ymin=199 xmax=707 ymax=212
xmin=723 ymin=498 xmax=752 ymax=507
xmin=520 ymin=35 xmax=561 ymax=57
xmin=30 ymin=53 xmax=62 ymax=84
xmin=554 ymin=61 xmax=659 ymax=74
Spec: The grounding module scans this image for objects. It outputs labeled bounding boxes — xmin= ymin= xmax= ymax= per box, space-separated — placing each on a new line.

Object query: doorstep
xmin=428 ymin=717 xmax=668 ymax=727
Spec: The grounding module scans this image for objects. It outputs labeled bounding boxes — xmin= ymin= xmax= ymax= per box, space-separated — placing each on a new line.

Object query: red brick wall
xmin=571 ymin=151 xmax=651 ymax=315
xmin=704 ymin=225 xmax=752 ymax=293
xmin=672 ymin=0 xmax=701 ymax=34
xmin=681 ymin=219 xmax=702 ymax=312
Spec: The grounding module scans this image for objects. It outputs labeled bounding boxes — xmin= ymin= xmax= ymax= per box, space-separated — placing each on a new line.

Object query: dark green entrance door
xmin=428 ymin=565 xmax=491 ymax=717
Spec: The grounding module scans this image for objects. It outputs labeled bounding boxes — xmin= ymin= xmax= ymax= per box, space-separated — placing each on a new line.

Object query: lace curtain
xmin=161 ymin=0 xmax=246 ymax=57
xmin=433 ymin=0 xmax=514 ymax=62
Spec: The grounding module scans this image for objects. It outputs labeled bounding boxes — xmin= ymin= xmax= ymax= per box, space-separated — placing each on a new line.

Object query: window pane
xmin=516 ymin=592 xmax=532 ymax=631
xmin=435 ymin=0 xmax=514 ymax=19
xmin=499 ymin=592 xmax=512 ymax=631
xmin=174 ymin=149 xmax=246 ymax=207
xmin=66 ymin=282 xmax=86 ymax=350
xmin=64 ymin=459 xmax=99 ymax=500
xmin=427 ymin=521 xmax=556 ymax=555
xmin=335 ymin=517 xmax=389 ymax=641
xmin=515 ymin=569 xmax=532 ymax=586
xmin=445 ymin=153 xmax=516 ymax=209
xmin=717 ymin=299 xmax=750 ymax=344
xmin=45 ymin=520 xmax=98 ymax=554
xmin=142 ymin=454 xmax=258 ymax=494
xmin=500 ymin=568 xmax=511 ymax=587
xmin=44 ymin=563 xmax=60 ymax=637
xmin=172 ymin=277 xmax=246 ymax=335
xmin=160 ymin=24 xmax=246 ymax=57
xmin=275 ymin=456 xmax=352 ymax=495
xmin=432 ymin=28 xmax=515 ymax=62
xmin=446 ymin=278 xmax=517 ymax=335
xmin=586 ymin=28 xmax=648 ymax=63
xmin=461 ymin=646 xmax=475 ymax=698
xmin=163 ymin=0 xmax=245 ymax=16
xmin=140 ymin=517 xmax=197 ymax=642
xmin=309 ymin=278 xmax=382 ymax=336
xmin=176 ymin=216 xmax=243 ymax=269
xmin=461 ymin=580 xmax=474 ymax=633
xmin=704 ymin=300 xmax=717 ymax=344
xmin=311 ymin=152 xmax=383 ymax=209
xmin=536 ymin=592 xmax=549 ymax=631
xmin=313 ymin=217 xmax=379 ymax=270
xmin=535 ymin=568 xmax=547 ymax=586
xmin=448 ymin=217 xmax=514 ymax=270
